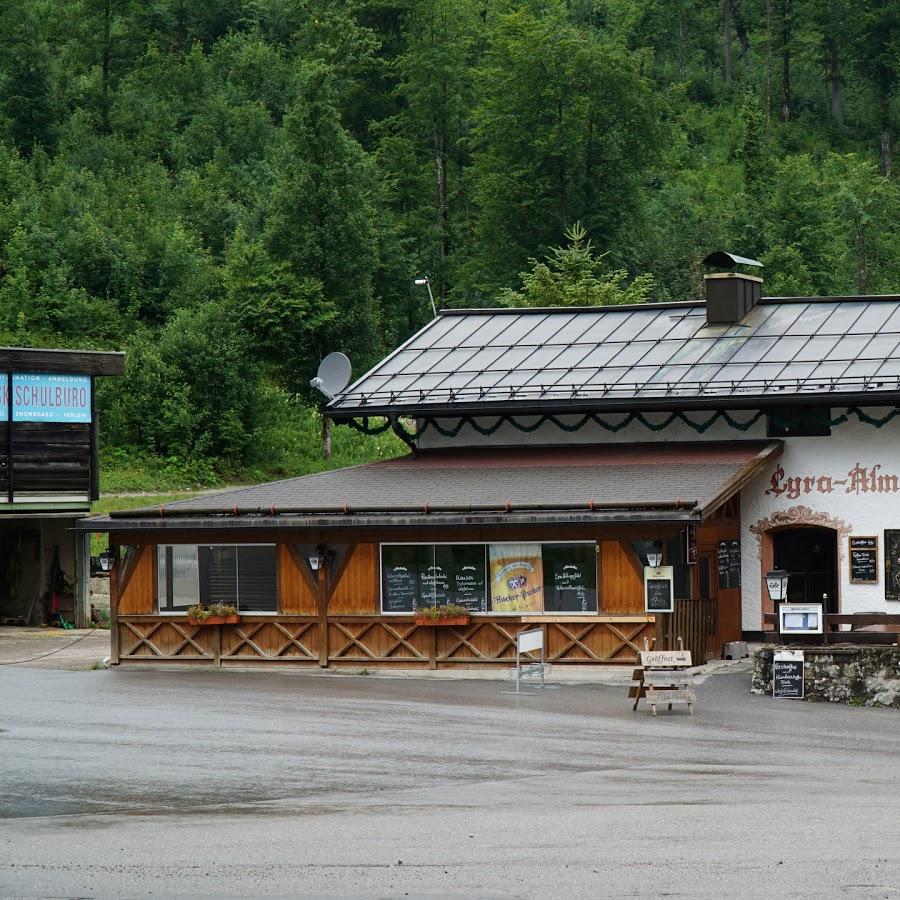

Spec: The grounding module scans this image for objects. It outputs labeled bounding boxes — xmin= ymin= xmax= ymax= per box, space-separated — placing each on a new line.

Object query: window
xmin=380 ymin=542 xmax=597 ymax=614
xmin=157 ymin=545 xmax=277 ymax=612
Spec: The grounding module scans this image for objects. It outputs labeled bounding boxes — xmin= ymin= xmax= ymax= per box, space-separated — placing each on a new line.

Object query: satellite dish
xmin=310 ymin=352 xmax=352 ymax=400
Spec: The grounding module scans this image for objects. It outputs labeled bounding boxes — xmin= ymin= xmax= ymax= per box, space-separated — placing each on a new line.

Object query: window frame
xmin=156 ymin=543 xmax=279 ymax=615
xmin=379 ymin=540 xmax=599 ymax=616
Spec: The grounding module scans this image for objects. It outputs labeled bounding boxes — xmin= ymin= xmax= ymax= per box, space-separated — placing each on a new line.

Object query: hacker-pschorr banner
xmin=0 ymin=373 xmax=91 ymax=423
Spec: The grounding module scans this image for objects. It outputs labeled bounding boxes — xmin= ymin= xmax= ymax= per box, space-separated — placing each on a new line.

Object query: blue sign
xmin=0 ymin=373 xmax=92 ymax=423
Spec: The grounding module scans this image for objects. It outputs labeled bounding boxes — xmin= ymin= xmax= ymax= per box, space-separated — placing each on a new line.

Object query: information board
xmin=435 ymin=545 xmax=487 ymax=612
xmin=0 ymin=373 xmax=91 ymax=423
xmin=848 ymin=536 xmax=878 ymax=584
xmin=542 ymin=543 xmax=598 ymax=612
xmin=717 ymin=540 xmax=741 ymax=589
xmin=644 ymin=565 xmax=674 ymax=613
xmin=773 ymin=649 xmax=804 ymax=699
xmin=381 ymin=545 xmax=429 ymax=612
xmin=778 ymin=603 xmax=823 ymax=634
xmin=884 ymin=531 xmax=900 ymax=601
xmin=682 ymin=525 xmax=698 ymax=565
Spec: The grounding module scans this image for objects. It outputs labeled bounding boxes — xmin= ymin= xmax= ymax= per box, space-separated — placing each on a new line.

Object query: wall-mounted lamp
xmin=765 ymin=569 xmax=789 ymax=602
xmin=646 ymin=541 xmax=664 ymax=568
xmin=98 ymin=548 xmax=116 ymax=572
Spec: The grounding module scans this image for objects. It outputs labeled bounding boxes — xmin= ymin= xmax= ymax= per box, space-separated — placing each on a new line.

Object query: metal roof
xmin=81 ymin=441 xmax=781 ymax=531
xmin=327 ymin=296 xmax=900 ymax=418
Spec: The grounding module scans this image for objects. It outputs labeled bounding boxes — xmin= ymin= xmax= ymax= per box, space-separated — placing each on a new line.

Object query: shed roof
xmin=81 ymin=441 xmax=781 ymax=532
xmin=327 ymin=296 xmax=900 ymax=418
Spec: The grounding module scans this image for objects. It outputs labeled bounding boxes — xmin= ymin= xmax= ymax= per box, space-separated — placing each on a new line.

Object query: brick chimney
xmin=702 ymin=251 xmax=763 ymax=325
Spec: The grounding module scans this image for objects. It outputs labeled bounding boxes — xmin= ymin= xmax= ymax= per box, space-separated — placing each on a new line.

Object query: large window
xmin=157 ymin=545 xmax=277 ymax=613
xmin=380 ymin=542 xmax=597 ymax=614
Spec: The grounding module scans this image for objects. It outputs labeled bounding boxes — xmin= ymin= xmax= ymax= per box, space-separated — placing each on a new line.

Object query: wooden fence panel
xmin=116 ymin=615 xmax=657 ymax=667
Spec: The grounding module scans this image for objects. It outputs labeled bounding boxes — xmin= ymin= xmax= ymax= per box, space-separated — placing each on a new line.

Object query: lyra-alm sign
xmin=0 ymin=374 xmax=91 ymax=423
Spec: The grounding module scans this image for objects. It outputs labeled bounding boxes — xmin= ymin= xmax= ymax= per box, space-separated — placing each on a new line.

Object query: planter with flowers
xmin=414 ymin=604 xmax=471 ymax=627
xmin=186 ymin=603 xmax=240 ymax=626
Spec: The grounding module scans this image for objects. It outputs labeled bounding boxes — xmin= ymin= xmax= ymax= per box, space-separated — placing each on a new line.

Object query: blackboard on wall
xmin=885 ymin=531 xmax=900 ymax=601
xmin=436 ymin=545 xmax=487 ymax=612
xmin=542 ymin=544 xmax=598 ymax=612
xmin=717 ymin=540 xmax=741 ymax=589
xmin=849 ymin=536 xmax=878 ymax=585
xmin=381 ymin=545 xmax=429 ymax=612
xmin=644 ymin=566 xmax=674 ymax=613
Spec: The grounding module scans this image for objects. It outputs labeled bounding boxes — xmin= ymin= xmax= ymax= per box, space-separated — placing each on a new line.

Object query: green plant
xmin=415 ymin=603 xmax=470 ymax=620
xmin=187 ymin=602 xmax=238 ymax=620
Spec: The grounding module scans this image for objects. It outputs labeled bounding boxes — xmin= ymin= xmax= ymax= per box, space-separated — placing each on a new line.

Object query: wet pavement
xmin=1 ymin=665 xmax=899 ymax=897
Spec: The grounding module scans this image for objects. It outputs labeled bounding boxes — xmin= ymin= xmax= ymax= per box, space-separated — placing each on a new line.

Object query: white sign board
xmin=778 ymin=603 xmax=823 ymax=635
xmin=644 ymin=565 xmax=674 ymax=614
xmin=640 ymin=650 xmax=692 ymax=668
xmin=517 ymin=628 xmax=544 ymax=653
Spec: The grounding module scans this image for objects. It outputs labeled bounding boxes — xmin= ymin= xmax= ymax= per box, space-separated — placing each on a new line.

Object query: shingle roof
xmin=327 ymin=297 xmax=900 ymax=417
xmin=83 ymin=441 xmax=781 ymax=531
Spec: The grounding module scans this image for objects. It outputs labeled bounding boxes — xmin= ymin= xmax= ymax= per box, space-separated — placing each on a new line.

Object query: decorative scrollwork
xmin=750 ymin=505 xmax=850 ymax=560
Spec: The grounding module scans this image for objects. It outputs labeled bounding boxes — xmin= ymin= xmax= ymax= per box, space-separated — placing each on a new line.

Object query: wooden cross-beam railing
xmin=115 ymin=615 xmax=656 ymax=667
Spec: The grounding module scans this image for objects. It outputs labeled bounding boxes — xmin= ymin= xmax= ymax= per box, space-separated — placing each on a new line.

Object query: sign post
xmin=773 ymin=649 xmax=804 ymax=699
xmin=514 ymin=628 xmax=545 ymax=693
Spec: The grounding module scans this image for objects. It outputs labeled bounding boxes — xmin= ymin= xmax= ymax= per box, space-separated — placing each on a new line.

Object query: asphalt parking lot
xmin=1 ymin=659 xmax=899 ymax=897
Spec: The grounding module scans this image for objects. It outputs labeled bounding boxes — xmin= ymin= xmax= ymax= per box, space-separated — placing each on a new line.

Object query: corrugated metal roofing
xmin=85 ymin=441 xmax=780 ymax=529
xmin=328 ymin=297 xmax=900 ymax=416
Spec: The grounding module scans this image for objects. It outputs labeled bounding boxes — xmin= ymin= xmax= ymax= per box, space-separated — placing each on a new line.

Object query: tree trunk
xmin=826 ymin=39 xmax=843 ymax=126
xmin=321 ymin=413 xmax=332 ymax=461
xmin=678 ymin=8 xmax=686 ymax=79
xmin=765 ymin=0 xmax=773 ymax=131
xmin=724 ymin=0 xmax=733 ymax=83
xmin=879 ymin=72 xmax=892 ymax=177
xmin=100 ymin=0 xmax=111 ymax=134
xmin=781 ymin=0 xmax=791 ymax=123
xmin=881 ymin=126 xmax=892 ymax=178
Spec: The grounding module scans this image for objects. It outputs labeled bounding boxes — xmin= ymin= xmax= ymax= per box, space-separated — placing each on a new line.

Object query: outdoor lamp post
xmin=414 ymin=277 xmax=438 ymax=317
xmin=98 ymin=548 xmax=116 ymax=573
xmin=765 ymin=569 xmax=789 ymax=603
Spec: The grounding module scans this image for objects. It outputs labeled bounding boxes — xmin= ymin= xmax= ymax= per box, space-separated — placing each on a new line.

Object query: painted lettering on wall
xmin=0 ymin=373 xmax=91 ymax=423
xmin=766 ymin=463 xmax=900 ymax=498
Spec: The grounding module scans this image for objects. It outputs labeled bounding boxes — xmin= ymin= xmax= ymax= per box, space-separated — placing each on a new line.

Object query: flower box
xmin=187 ymin=615 xmax=241 ymax=626
xmin=415 ymin=615 xmax=471 ymax=627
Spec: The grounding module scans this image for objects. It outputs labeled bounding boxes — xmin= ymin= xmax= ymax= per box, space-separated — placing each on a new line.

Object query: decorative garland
xmin=345 ymin=406 xmax=900 ymax=441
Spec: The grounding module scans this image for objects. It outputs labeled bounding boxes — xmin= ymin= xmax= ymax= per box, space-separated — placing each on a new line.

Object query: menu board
xmin=885 ymin=530 xmax=900 ymax=601
xmin=717 ymin=540 xmax=741 ymax=589
xmin=381 ymin=545 xmax=488 ymax=612
xmin=435 ymin=545 xmax=487 ymax=612
xmin=381 ymin=545 xmax=429 ymax=612
xmin=644 ymin=566 xmax=674 ymax=613
xmin=849 ymin=536 xmax=878 ymax=584
xmin=773 ymin=650 xmax=804 ymax=699
xmin=542 ymin=544 xmax=598 ymax=612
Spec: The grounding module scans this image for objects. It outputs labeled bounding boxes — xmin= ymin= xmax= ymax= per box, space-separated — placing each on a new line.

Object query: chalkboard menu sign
xmin=381 ymin=545 xmax=429 ymax=612
xmin=644 ymin=565 xmax=674 ymax=613
xmin=717 ymin=540 xmax=741 ymax=589
xmin=435 ymin=545 xmax=487 ymax=612
xmin=381 ymin=544 xmax=488 ymax=612
xmin=542 ymin=544 xmax=598 ymax=612
xmin=773 ymin=650 xmax=804 ymax=699
xmin=885 ymin=530 xmax=900 ymax=601
xmin=848 ymin=536 xmax=878 ymax=585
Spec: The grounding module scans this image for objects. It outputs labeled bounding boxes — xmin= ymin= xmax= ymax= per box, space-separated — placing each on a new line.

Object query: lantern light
xmin=98 ymin=549 xmax=116 ymax=572
xmin=765 ymin=569 xmax=789 ymax=602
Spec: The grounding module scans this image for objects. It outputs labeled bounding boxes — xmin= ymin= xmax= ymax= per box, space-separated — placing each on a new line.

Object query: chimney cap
xmin=703 ymin=250 xmax=763 ymax=270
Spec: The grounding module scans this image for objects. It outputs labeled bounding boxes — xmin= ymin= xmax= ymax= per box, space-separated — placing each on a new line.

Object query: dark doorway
xmin=772 ymin=527 xmax=838 ymax=612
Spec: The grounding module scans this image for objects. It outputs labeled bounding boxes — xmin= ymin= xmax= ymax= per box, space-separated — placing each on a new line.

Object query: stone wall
xmin=752 ymin=645 xmax=900 ymax=707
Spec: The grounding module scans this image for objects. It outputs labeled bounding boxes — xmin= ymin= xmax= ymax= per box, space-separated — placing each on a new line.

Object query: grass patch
xmin=89 ymin=494 xmax=202 ymax=555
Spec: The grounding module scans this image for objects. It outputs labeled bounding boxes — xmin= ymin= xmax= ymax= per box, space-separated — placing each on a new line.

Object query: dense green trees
xmin=0 ymin=0 xmax=899 ymax=481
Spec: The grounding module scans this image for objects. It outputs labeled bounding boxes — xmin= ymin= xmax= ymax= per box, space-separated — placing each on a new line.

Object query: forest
xmin=0 ymin=0 xmax=898 ymax=489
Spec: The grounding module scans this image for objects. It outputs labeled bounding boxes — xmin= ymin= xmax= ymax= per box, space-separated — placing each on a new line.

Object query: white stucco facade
xmin=740 ymin=408 xmax=900 ymax=630
xmin=416 ymin=406 xmax=900 ymax=633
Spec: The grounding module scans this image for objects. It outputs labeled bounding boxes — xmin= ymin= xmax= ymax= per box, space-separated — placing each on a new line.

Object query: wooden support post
xmin=215 ymin=624 xmax=222 ymax=667
xmin=109 ymin=546 xmax=119 ymax=665
xmin=429 ymin=625 xmax=437 ymax=670
xmin=317 ymin=561 xmax=328 ymax=668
